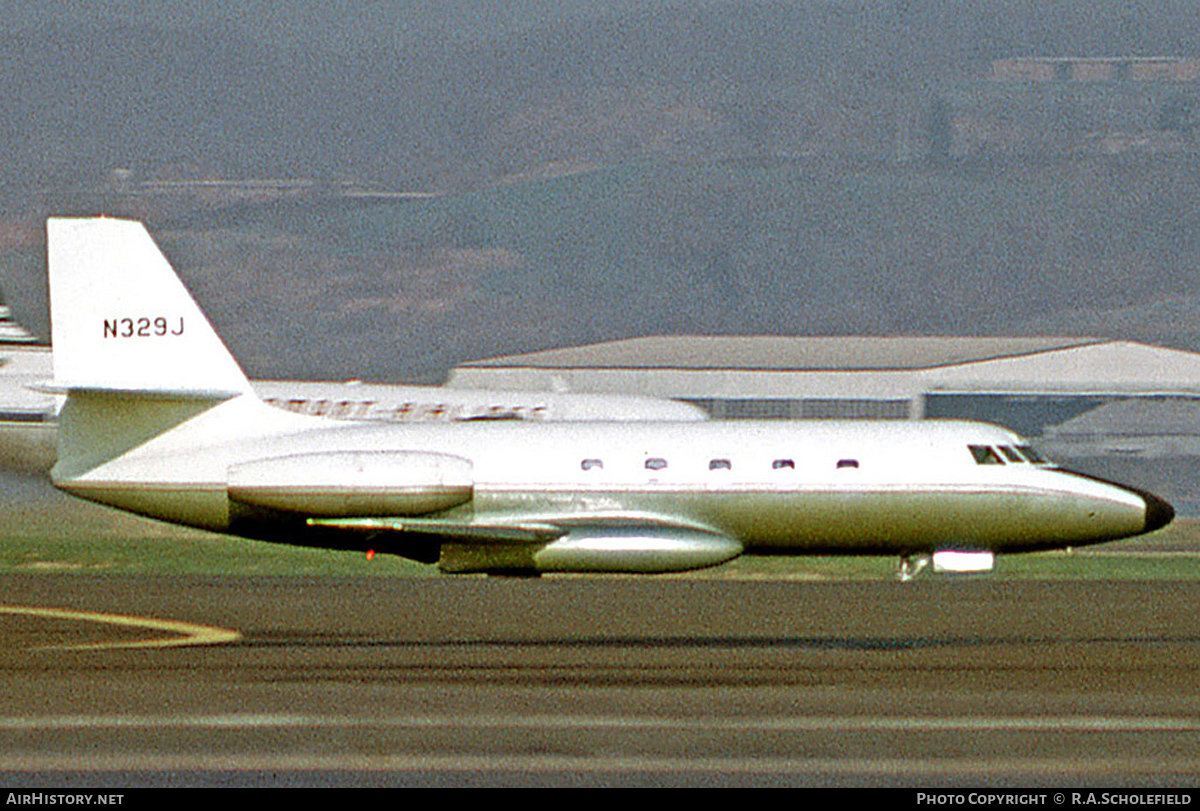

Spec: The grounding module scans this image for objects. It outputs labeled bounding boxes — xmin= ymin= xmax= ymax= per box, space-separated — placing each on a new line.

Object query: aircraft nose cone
xmin=1144 ymin=491 xmax=1175 ymax=533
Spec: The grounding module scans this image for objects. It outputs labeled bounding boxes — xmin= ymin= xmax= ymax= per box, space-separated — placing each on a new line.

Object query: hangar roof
xmin=459 ymin=336 xmax=1105 ymax=372
xmin=450 ymin=336 xmax=1200 ymax=399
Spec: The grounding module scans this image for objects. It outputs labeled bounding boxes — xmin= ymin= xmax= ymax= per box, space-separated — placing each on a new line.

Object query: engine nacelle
xmin=228 ymin=450 xmax=473 ymax=517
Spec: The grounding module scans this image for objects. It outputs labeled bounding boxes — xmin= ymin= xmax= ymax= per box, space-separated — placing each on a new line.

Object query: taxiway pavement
xmin=0 ymin=574 xmax=1199 ymax=786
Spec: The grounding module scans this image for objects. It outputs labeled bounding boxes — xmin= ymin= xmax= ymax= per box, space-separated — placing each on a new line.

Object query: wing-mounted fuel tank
xmin=228 ymin=451 xmax=473 ymax=517
xmin=439 ymin=525 xmax=745 ymax=574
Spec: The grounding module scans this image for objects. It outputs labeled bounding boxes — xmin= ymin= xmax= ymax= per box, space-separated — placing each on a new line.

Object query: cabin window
xmin=709 ymin=459 xmax=732 ymax=470
xmin=1016 ymin=445 xmax=1049 ymax=464
xmin=581 ymin=459 xmax=603 ymax=471
xmin=837 ymin=459 xmax=859 ymax=469
xmin=772 ymin=459 xmax=795 ymax=470
xmin=645 ymin=458 xmax=668 ymax=471
xmin=997 ymin=446 xmax=1025 ymax=463
xmin=969 ymin=445 xmax=1005 ymax=465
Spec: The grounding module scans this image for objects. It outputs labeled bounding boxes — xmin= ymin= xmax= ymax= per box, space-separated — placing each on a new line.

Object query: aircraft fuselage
xmin=53 ymin=399 xmax=1163 ymax=558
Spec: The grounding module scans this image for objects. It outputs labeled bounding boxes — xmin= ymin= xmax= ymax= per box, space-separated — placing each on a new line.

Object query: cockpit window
xmin=1015 ymin=445 xmax=1049 ymax=464
xmin=969 ymin=445 xmax=1005 ymax=465
xmin=997 ymin=445 xmax=1025 ymax=463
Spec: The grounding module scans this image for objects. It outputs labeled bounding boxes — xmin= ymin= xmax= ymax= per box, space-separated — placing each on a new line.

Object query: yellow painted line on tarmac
xmin=0 ymin=605 xmax=242 ymax=651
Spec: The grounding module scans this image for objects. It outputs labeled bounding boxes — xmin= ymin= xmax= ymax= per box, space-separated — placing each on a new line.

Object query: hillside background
xmin=0 ymin=0 xmax=1198 ymax=382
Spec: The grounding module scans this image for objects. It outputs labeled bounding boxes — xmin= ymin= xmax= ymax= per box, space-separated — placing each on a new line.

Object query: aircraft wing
xmin=308 ymin=515 xmax=564 ymax=543
xmin=229 ymin=450 xmax=741 ymax=574
xmin=308 ymin=514 xmax=743 ymax=574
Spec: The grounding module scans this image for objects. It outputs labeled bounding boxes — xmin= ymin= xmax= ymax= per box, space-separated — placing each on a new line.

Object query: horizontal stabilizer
xmin=32 ymin=382 xmax=244 ymax=400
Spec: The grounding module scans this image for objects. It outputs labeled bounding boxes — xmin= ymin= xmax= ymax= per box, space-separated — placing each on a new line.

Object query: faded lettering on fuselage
xmin=261 ymin=396 xmax=550 ymax=422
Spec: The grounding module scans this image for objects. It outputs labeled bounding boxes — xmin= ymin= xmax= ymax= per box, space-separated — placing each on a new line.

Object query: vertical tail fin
xmin=47 ymin=217 xmax=251 ymax=397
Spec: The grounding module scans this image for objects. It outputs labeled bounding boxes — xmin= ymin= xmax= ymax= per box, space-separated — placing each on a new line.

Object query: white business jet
xmin=44 ymin=218 xmax=1173 ymax=577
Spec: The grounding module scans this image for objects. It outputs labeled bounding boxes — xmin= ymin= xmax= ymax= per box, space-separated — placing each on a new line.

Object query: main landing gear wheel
xmin=897 ymin=553 xmax=931 ymax=582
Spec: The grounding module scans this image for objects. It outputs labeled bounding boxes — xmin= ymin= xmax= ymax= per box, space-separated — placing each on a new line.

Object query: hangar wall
xmin=450 ymin=336 xmax=1200 ymax=512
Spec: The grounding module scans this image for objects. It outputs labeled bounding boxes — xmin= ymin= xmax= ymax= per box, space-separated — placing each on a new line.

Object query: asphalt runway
xmin=1 ymin=575 xmax=1200 ymax=787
